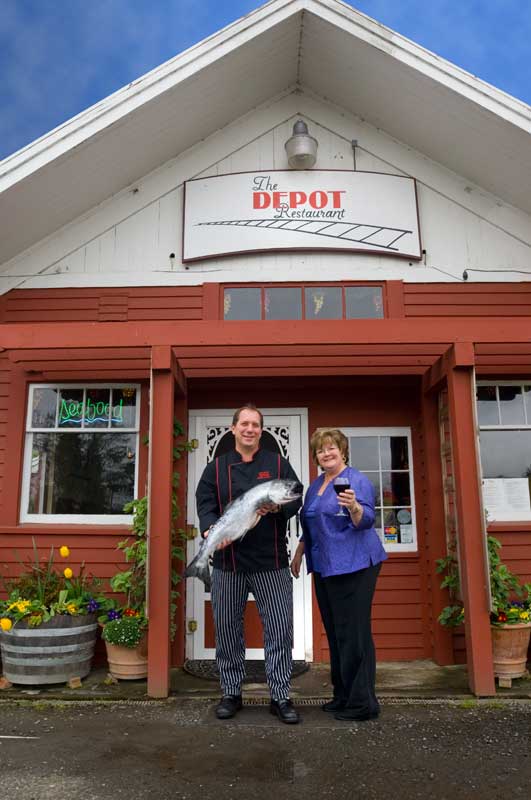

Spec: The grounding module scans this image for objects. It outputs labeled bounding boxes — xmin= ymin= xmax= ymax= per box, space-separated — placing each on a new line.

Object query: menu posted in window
xmin=482 ymin=478 xmax=531 ymax=520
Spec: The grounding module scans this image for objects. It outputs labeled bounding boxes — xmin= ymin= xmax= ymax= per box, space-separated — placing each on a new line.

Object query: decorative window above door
xmin=21 ymin=384 xmax=140 ymax=524
xmin=223 ymin=284 xmax=383 ymax=320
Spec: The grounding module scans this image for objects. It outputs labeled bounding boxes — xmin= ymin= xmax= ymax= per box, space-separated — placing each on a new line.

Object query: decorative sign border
xmin=183 ymin=170 xmax=421 ymax=262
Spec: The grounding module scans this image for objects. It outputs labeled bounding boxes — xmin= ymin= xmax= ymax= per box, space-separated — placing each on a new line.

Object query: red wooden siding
xmin=403 ymin=283 xmax=531 ymax=317
xmin=0 ymin=353 xmax=9 ymax=517
xmin=5 ymin=282 xmax=531 ymax=326
xmin=0 ymin=287 xmax=204 ymax=324
xmin=475 ymin=343 xmax=531 ymax=376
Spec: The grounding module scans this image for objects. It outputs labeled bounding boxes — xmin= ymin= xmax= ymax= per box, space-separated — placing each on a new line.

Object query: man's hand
xmin=256 ymin=503 xmax=280 ymax=517
xmin=202 ymin=527 xmax=231 ymax=550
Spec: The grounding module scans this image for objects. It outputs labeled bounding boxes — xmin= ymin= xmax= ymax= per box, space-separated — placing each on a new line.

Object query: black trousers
xmin=313 ymin=563 xmax=381 ymax=716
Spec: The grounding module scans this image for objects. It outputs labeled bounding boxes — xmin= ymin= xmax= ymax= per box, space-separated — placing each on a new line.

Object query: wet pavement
xmin=1 ymin=698 xmax=530 ymax=799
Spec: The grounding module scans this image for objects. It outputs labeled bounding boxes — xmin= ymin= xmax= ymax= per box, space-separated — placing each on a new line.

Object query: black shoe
xmin=270 ymin=699 xmax=300 ymax=725
xmin=215 ymin=695 xmax=242 ymax=720
xmin=321 ymin=698 xmax=346 ymax=712
xmin=334 ymin=709 xmax=379 ymax=722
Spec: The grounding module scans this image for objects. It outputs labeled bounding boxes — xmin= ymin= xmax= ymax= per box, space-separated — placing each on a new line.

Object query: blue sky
xmin=1 ymin=0 xmax=530 ymax=162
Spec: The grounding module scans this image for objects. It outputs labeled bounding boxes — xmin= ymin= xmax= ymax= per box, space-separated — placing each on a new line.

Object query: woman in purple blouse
xmin=291 ymin=428 xmax=387 ymax=721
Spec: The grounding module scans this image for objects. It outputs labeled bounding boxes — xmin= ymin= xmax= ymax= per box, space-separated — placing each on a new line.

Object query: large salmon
xmin=185 ymin=479 xmax=302 ymax=591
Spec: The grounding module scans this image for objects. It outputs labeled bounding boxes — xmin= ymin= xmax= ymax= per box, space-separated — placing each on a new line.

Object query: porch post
xmin=446 ymin=345 xmax=495 ymax=696
xmin=147 ymin=345 xmax=176 ymax=698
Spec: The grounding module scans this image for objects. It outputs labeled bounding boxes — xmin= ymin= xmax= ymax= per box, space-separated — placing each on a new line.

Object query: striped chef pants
xmin=210 ymin=567 xmax=293 ymax=701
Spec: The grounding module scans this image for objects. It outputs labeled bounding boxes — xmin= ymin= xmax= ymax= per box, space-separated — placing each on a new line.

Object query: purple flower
xmin=87 ymin=599 xmax=100 ymax=613
xmin=107 ymin=609 xmax=122 ymax=621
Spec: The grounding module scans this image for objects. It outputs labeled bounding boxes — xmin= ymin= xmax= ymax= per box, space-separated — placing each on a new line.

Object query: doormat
xmin=183 ymin=659 xmax=309 ymax=682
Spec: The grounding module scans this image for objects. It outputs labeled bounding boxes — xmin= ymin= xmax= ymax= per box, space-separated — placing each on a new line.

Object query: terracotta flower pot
xmin=104 ymin=633 xmax=148 ymax=680
xmin=491 ymin=622 xmax=531 ymax=687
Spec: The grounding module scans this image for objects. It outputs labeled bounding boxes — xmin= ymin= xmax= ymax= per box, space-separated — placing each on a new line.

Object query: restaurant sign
xmin=183 ymin=170 xmax=421 ymax=262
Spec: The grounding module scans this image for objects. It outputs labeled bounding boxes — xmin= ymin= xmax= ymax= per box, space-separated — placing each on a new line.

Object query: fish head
xmin=266 ymin=479 xmax=303 ymax=505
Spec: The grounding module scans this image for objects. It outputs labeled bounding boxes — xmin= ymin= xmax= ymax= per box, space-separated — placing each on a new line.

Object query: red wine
xmin=333 ymin=483 xmax=350 ymax=496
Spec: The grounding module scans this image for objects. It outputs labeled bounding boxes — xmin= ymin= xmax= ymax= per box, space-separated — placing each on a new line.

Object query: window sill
xmin=1 ymin=523 xmax=132 ymax=535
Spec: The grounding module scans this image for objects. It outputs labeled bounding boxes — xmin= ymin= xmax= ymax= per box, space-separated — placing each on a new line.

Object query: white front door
xmin=186 ymin=408 xmax=311 ymax=661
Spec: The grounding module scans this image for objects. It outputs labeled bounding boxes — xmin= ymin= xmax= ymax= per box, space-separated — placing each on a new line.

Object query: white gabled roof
xmin=1 ymin=0 xmax=530 ymax=265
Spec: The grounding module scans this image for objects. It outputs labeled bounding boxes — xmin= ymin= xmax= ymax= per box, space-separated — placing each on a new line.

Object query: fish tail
xmin=184 ymin=553 xmax=212 ymax=592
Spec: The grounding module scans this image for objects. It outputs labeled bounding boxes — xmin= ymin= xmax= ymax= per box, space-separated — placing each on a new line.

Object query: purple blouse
xmin=300 ymin=466 xmax=387 ymax=577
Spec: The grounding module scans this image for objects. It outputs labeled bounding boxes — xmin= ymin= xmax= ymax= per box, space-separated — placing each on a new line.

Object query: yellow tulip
xmin=63 ymin=567 xmax=73 ymax=579
xmin=59 ymin=545 xmax=70 ymax=558
xmin=0 ymin=618 xmax=13 ymax=631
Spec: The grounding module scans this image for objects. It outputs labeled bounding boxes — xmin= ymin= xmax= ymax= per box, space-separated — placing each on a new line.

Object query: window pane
xmin=476 ymin=386 xmax=499 ymax=425
xmin=383 ymin=509 xmax=400 ymax=543
xmin=85 ymin=388 xmax=111 ymax=428
xmin=224 ymin=288 xmax=261 ymax=320
xmin=304 ymin=287 xmax=342 ymax=319
xmin=349 ymin=436 xmax=379 ymax=470
xmin=111 ymin=388 xmax=137 ymax=428
xmin=345 ymin=287 xmax=383 ymax=319
xmin=525 ymin=385 xmax=531 ymax=423
xmin=28 ymin=433 xmax=136 ymax=515
xmin=363 ymin=471 xmax=381 ymax=501
xmin=374 ymin=509 xmax=383 ymax=542
xmin=479 ymin=430 xmax=531 ymax=479
xmin=380 ymin=436 xmax=409 ymax=470
xmin=384 ymin=508 xmax=414 ymax=544
xmin=265 ymin=288 xmax=301 ymax=320
xmin=382 ymin=472 xmax=411 ymax=506
xmin=31 ymin=388 xmax=58 ymax=428
xmin=499 ymin=385 xmax=525 ymax=425
xmin=58 ymin=389 xmax=84 ymax=428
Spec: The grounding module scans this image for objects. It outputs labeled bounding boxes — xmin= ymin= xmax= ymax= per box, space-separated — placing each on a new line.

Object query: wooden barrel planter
xmin=0 ymin=614 xmax=98 ymax=685
xmin=491 ymin=622 xmax=531 ymax=688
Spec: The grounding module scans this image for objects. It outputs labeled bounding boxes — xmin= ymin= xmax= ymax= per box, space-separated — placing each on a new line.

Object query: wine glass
xmin=333 ymin=476 xmax=350 ymax=516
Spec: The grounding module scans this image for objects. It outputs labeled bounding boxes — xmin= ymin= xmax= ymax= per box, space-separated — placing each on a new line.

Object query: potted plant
xmin=437 ymin=536 xmax=531 ymax=687
xmin=100 ymin=609 xmax=148 ymax=680
xmin=0 ymin=540 xmax=104 ymax=687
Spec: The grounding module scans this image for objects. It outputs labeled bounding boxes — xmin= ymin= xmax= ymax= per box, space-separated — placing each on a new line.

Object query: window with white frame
xmin=476 ymin=382 xmax=531 ymax=522
xmin=21 ymin=384 xmax=140 ymax=523
xmin=343 ymin=427 xmax=417 ymax=552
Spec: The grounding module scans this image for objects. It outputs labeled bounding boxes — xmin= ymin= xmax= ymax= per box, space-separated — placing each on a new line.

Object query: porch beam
xmin=2 ymin=317 xmax=531 ymax=351
xmin=147 ymin=345 xmax=178 ymax=698
xmin=446 ymin=351 xmax=495 ymax=696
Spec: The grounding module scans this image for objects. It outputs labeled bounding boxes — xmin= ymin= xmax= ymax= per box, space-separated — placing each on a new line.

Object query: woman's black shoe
xmin=215 ymin=695 xmax=242 ymax=719
xmin=321 ymin=698 xmax=346 ymax=712
xmin=270 ymin=699 xmax=300 ymax=724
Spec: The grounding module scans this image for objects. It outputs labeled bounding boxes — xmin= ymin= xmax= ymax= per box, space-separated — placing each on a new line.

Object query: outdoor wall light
xmin=284 ymin=120 xmax=318 ymax=169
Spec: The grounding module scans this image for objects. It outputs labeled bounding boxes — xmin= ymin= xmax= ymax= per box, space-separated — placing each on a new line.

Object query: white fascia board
xmin=313 ymin=0 xmax=531 ymax=131
xmin=0 ymin=0 xmax=304 ymax=193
